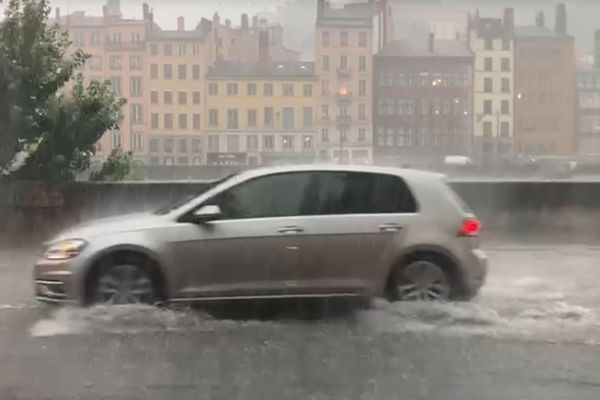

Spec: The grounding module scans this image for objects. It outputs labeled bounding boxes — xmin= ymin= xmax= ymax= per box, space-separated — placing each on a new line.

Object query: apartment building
xmin=204 ymin=33 xmax=317 ymax=166
xmin=513 ymin=4 xmax=576 ymax=155
xmin=468 ymin=8 xmax=515 ymax=164
xmin=576 ymin=30 xmax=600 ymax=155
xmin=373 ymin=34 xmax=473 ymax=166
xmin=314 ymin=0 xmax=377 ymax=164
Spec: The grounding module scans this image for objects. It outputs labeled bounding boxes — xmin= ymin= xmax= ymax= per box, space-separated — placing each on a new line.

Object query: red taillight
xmin=459 ymin=218 xmax=481 ymax=237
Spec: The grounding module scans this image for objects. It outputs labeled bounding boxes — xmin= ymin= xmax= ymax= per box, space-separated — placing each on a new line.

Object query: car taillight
xmin=459 ymin=218 xmax=481 ymax=237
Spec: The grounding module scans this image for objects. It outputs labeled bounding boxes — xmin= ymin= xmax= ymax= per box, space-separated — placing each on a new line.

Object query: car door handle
xmin=277 ymin=226 xmax=304 ymax=234
xmin=379 ymin=223 xmax=403 ymax=232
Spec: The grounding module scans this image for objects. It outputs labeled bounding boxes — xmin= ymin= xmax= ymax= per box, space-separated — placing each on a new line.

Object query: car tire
xmin=389 ymin=257 xmax=452 ymax=302
xmin=89 ymin=254 xmax=159 ymax=305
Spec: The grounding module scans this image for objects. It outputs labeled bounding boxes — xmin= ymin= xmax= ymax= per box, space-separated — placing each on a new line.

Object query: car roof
xmin=233 ymin=164 xmax=445 ymax=182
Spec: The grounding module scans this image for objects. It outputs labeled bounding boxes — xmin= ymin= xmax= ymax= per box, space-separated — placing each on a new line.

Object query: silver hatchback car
xmin=34 ymin=165 xmax=487 ymax=306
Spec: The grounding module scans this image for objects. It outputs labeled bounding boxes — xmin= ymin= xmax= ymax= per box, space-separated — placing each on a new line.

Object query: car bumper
xmin=462 ymin=248 xmax=488 ymax=297
xmin=33 ymin=258 xmax=82 ymax=305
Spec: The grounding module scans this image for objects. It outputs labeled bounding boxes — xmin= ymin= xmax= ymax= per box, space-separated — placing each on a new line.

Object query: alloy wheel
xmin=396 ymin=260 xmax=450 ymax=301
xmin=95 ymin=264 xmax=154 ymax=305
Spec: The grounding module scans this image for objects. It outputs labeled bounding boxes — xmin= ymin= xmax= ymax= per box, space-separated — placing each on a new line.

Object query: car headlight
xmin=43 ymin=239 xmax=88 ymax=260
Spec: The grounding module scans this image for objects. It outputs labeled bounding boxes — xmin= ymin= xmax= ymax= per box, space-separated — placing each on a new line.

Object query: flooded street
xmin=2 ymin=245 xmax=600 ymax=399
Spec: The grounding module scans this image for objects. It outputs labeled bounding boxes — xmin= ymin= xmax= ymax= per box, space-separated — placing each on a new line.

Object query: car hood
xmin=50 ymin=212 xmax=169 ymax=243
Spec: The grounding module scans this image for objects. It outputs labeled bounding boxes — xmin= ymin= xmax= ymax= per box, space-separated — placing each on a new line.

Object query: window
xmin=359 ymin=32 xmax=367 ymax=47
xmin=313 ymin=172 xmax=417 ymax=215
xmin=150 ymin=64 xmax=158 ymax=79
xmin=111 ymin=33 xmax=122 ymax=43
xmin=484 ymin=57 xmax=493 ymax=72
xmin=358 ymin=128 xmax=366 ymax=141
xmin=192 ymin=44 xmax=200 ymax=55
xmin=192 ymin=139 xmax=202 ymax=153
xmin=359 ymin=79 xmax=366 ymax=95
xmin=483 ymin=100 xmax=492 ymax=114
xmin=214 ymin=172 xmax=314 ymax=220
xmin=73 ymin=31 xmax=84 ymax=46
xmin=209 ymin=109 xmax=218 ymax=126
xmin=340 ymin=32 xmax=348 ymax=46
xmin=303 ymin=135 xmax=313 ymax=149
xmin=484 ymin=38 xmax=493 ymax=50
xmin=283 ymin=83 xmax=294 ymax=96
xmin=208 ymin=135 xmax=219 ymax=151
xmin=178 ymin=91 xmax=187 ymax=105
xmin=89 ymin=56 xmax=102 ymax=70
xmin=322 ymin=31 xmax=330 ymax=46
xmin=178 ymin=113 xmax=187 ymax=129
xmin=150 ymin=43 xmax=158 ymax=55
xmin=109 ymin=55 xmax=122 ymax=70
xmin=130 ymin=55 xmax=142 ymax=70
xmin=340 ymin=55 xmax=348 ymax=70
xmin=178 ymin=64 xmax=187 ymax=80
xmin=359 ymin=56 xmax=366 ymax=72
xmin=164 ymin=91 xmax=173 ymax=104
xmin=209 ymin=83 xmax=218 ymax=95
xmin=501 ymin=99 xmax=509 ymax=115
xmin=130 ymin=77 xmax=142 ymax=97
xmin=164 ymin=138 xmax=174 ymax=153
xmin=322 ymin=55 xmax=330 ymax=71
xmin=151 ymin=113 xmax=159 ymax=129
xmin=282 ymin=107 xmax=295 ymax=129
xmin=178 ymin=139 xmax=188 ymax=153
xmin=90 ymin=32 xmax=100 ymax=46
xmin=303 ymin=84 xmax=313 ymax=97
xmin=264 ymin=135 xmax=274 ymax=150
xmin=321 ymin=79 xmax=329 ymax=95
xmin=150 ymin=90 xmax=158 ymax=104
xmin=247 ymin=109 xmax=257 ymax=127
xmin=164 ymin=113 xmax=173 ymax=129
xmin=264 ymin=107 xmax=273 ymax=126
xmin=131 ymin=33 xmax=142 ymax=43
xmin=192 ymin=65 xmax=200 ymax=80
xmin=227 ymin=135 xmax=239 ymax=152
xmin=264 ymin=83 xmax=273 ymax=96
xmin=321 ymin=128 xmax=329 ymax=142
xmin=193 ymin=114 xmax=201 ymax=130
xmin=111 ymin=132 xmax=121 ymax=149
xmin=247 ymin=83 xmax=257 ymax=96
xmin=282 ymin=136 xmax=294 ymax=150
xmin=178 ymin=44 xmax=186 ymax=56
xmin=227 ymin=83 xmax=238 ymax=95
xmin=359 ymin=104 xmax=366 ymax=120
xmin=227 ymin=109 xmax=239 ymax=129
xmin=150 ymin=138 xmax=159 ymax=152
xmin=483 ymin=121 xmax=492 ymax=137
xmin=247 ymin=135 xmax=258 ymax=151
xmin=164 ymin=64 xmax=173 ymax=79
xmin=321 ymin=104 xmax=329 ymax=120
xmin=502 ymin=39 xmax=510 ymax=50
xmin=164 ymin=44 xmax=172 ymax=55
xmin=484 ymin=77 xmax=493 ymax=93
xmin=501 ymin=78 xmax=510 ymax=93
xmin=109 ymin=77 xmax=122 ymax=96
xmin=193 ymin=91 xmax=201 ymax=104
xmin=303 ymin=107 xmax=313 ymax=128
xmin=500 ymin=122 xmax=510 ymax=137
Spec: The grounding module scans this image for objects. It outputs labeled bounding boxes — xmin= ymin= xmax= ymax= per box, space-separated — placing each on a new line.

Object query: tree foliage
xmin=90 ymin=148 xmax=134 ymax=182
xmin=0 ymin=0 xmax=125 ymax=182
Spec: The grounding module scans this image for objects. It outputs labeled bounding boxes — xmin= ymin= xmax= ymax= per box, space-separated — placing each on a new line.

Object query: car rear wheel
xmin=92 ymin=260 xmax=157 ymax=305
xmin=390 ymin=259 xmax=451 ymax=302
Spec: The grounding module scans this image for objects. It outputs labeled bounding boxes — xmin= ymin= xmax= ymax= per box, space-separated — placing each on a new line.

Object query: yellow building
xmin=205 ymin=35 xmax=317 ymax=166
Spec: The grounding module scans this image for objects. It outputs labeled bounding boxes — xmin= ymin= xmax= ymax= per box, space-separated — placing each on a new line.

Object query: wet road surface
xmin=1 ymin=245 xmax=600 ymax=399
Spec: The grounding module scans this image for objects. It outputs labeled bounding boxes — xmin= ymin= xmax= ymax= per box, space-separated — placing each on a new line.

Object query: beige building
xmin=469 ymin=9 xmax=515 ymax=163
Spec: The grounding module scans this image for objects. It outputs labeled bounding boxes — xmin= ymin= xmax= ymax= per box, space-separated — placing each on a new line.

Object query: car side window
xmin=313 ymin=172 xmax=417 ymax=215
xmin=211 ymin=172 xmax=315 ymax=220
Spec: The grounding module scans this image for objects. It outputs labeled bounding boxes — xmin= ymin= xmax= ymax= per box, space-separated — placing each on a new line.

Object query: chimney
xmin=252 ymin=16 xmax=258 ymax=27
xmin=213 ymin=12 xmax=220 ymax=27
xmin=142 ymin=3 xmax=149 ymax=20
xmin=106 ymin=0 xmax=121 ymax=17
xmin=595 ymin=29 xmax=600 ymax=69
xmin=503 ymin=8 xmax=514 ymax=29
xmin=55 ymin=7 xmax=60 ymax=21
xmin=225 ymin=19 xmax=231 ymax=28
xmin=177 ymin=16 xmax=185 ymax=31
xmin=258 ymin=30 xmax=271 ymax=69
xmin=555 ymin=3 xmax=567 ymax=34
xmin=241 ymin=14 xmax=249 ymax=30
xmin=317 ymin=0 xmax=325 ymax=18
xmin=102 ymin=5 xmax=109 ymax=20
xmin=428 ymin=32 xmax=435 ymax=53
xmin=536 ymin=11 xmax=545 ymax=28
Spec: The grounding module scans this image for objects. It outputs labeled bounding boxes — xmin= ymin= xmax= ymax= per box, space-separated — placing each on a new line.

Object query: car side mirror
xmin=191 ymin=205 xmax=222 ymax=223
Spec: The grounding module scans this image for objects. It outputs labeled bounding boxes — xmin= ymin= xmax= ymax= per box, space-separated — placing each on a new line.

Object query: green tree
xmin=0 ymin=0 xmax=125 ymax=181
xmin=90 ymin=148 xmax=134 ymax=182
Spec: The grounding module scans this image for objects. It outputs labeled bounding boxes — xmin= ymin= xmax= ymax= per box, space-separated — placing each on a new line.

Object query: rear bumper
xmin=460 ymin=248 xmax=488 ymax=298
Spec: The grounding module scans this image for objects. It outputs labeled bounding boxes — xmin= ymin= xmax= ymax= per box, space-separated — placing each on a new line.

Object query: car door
xmin=295 ymin=171 xmax=418 ymax=296
xmin=168 ymin=171 xmax=314 ymax=299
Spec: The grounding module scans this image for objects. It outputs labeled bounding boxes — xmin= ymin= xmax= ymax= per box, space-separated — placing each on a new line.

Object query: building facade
xmin=513 ymin=4 xmax=576 ymax=156
xmin=314 ymin=0 xmax=377 ymax=164
xmin=576 ymin=30 xmax=600 ymax=155
xmin=373 ymin=35 xmax=473 ymax=166
xmin=469 ymin=9 xmax=514 ymax=164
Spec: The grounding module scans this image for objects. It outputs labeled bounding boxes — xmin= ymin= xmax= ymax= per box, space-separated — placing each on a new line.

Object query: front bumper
xmin=33 ymin=258 xmax=81 ymax=304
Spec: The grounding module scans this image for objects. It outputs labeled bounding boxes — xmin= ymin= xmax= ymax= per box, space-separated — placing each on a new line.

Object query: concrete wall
xmin=3 ymin=179 xmax=600 ymax=246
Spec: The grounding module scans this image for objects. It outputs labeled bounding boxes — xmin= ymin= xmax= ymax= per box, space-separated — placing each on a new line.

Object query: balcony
xmin=336 ymin=91 xmax=353 ymax=103
xmin=336 ymin=115 xmax=352 ymax=127
xmin=337 ymin=67 xmax=352 ymax=79
xmin=104 ymin=40 xmax=147 ymax=51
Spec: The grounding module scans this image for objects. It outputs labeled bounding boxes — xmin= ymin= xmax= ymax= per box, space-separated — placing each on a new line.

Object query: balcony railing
xmin=337 ymin=67 xmax=352 ymax=79
xmin=336 ymin=115 xmax=352 ymax=126
xmin=104 ymin=40 xmax=147 ymax=51
xmin=336 ymin=91 xmax=353 ymax=103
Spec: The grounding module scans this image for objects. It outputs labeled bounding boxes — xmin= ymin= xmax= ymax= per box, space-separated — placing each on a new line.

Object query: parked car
xmin=34 ymin=165 xmax=487 ymax=306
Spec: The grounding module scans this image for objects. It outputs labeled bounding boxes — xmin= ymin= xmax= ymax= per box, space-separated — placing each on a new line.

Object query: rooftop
xmin=377 ymin=39 xmax=473 ymax=58
xmin=207 ymin=61 xmax=316 ymax=79
xmin=473 ymin=17 xmax=512 ymax=39
xmin=317 ymin=1 xmax=375 ymax=28
xmin=515 ymin=25 xmax=572 ymax=39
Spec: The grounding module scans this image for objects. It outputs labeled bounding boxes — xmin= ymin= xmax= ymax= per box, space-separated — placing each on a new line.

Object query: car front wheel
xmin=390 ymin=259 xmax=451 ymax=302
xmin=91 ymin=258 xmax=157 ymax=305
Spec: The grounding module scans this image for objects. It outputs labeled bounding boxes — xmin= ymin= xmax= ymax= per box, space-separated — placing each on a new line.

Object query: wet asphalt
xmin=1 ymin=245 xmax=600 ymax=400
